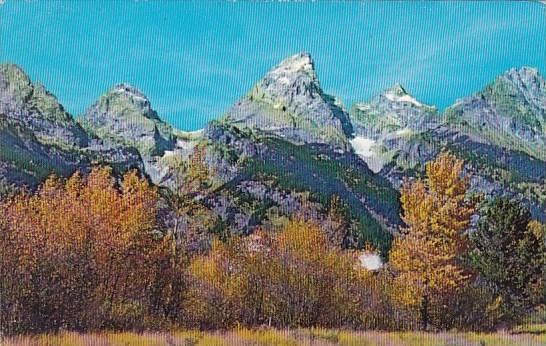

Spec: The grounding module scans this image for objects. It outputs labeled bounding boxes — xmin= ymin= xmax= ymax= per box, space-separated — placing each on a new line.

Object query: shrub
xmin=185 ymin=219 xmax=395 ymax=330
xmin=0 ymin=167 xmax=180 ymax=334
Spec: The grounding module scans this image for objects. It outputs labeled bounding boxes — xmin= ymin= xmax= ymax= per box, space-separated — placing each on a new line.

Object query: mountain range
xmin=1 ymin=53 xmax=545 ymax=252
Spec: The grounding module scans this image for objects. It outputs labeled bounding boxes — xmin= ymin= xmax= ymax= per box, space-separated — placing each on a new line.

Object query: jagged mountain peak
xmin=491 ymin=66 xmax=545 ymax=95
xmin=0 ymin=63 xmax=36 ymax=110
xmin=502 ymin=66 xmax=542 ymax=83
xmin=0 ymin=63 xmax=33 ymax=98
xmin=0 ymin=63 xmax=89 ymax=148
xmin=376 ymin=83 xmax=435 ymax=110
xmin=444 ymin=66 xmax=546 ymax=157
xmin=265 ymin=52 xmax=317 ymax=83
xmin=0 ymin=64 xmax=73 ymax=120
xmin=0 ymin=63 xmax=31 ymax=84
xmin=224 ymin=52 xmax=352 ymax=148
xmin=96 ymin=82 xmax=160 ymax=121
xmin=350 ymin=83 xmax=438 ymax=140
xmin=0 ymin=63 xmax=26 ymax=74
xmin=490 ymin=66 xmax=546 ymax=113
xmin=79 ymin=83 xmax=175 ymax=157
xmin=384 ymin=83 xmax=408 ymax=97
xmin=0 ymin=63 xmax=64 ymax=112
xmin=250 ymin=51 xmax=322 ymax=104
xmin=112 ymin=83 xmax=151 ymax=103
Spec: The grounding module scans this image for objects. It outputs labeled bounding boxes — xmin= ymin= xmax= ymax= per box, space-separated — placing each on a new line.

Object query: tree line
xmin=0 ymin=153 xmax=545 ymax=335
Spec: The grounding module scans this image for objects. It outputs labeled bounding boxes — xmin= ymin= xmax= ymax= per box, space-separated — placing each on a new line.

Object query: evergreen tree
xmin=471 ymin=197 xmax=546 ymax=322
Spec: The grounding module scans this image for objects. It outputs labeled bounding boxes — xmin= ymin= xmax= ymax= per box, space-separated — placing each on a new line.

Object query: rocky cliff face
xmin=199 ymin=119 xmax=399 ymax=252
xmin=78 ymin=83 xmax=203 ymax=189
xmin=349 ymin=84 xmax=440 ymax=173
xmin=224 ymin=53 xmax=353 ymax=149
xmin=349 ymin=66 xmax=546 ymax=220
xmin=0 ymin=64 xmax=89 ymax=149
xmin=0 ymin=64 xmax=143 ymax=191
xmin=78 ymin=83 xmax=176 ymax=156
xmin=445 ymin=67 xmax=546 ymax=159
xmin=351 ymin=83 xmax=439 ymax=139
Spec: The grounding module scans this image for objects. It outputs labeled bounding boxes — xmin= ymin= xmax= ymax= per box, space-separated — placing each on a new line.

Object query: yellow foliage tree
xmin=185 ymin=219 xmax=393 ymax=329
xmin=0 ymin=167 xmax=178 ymax=333
xmin=389 ymin=152 xmax=474 ymax=330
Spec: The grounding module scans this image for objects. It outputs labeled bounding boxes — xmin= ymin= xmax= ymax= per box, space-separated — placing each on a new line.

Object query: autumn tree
xmin=185 ymin=219 xmax=395 ymax=329
xmin=0 ymin=167 xmax=178 ymax=334
xmin=470 ymin=198 xmax=546 ymax=323
xmin=264 ymin=220 xmax=356 ymax=327
xmin=167 ymin=143 xmax=217 ymax=253
xmin=389 ymin=152 xmax=474 ymax=330
xmin=185 ymin=236 xmax=258 ymax=328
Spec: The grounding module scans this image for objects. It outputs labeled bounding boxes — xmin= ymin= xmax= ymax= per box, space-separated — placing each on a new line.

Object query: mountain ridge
xmin=349 ymin=65 xmax=546 ymax=221
xmin=0 ymin=64 xmax=144 ymax=191
xmin=1 ymin=55 xmax=545 ymax=248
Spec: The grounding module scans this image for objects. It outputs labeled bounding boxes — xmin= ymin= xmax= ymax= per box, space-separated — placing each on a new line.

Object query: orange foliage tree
xmin=185 ymin=219 xmax=395 ymax=329
xmin=0 ymin=167 xmax=178 ymax=334
xmin=389 ymin=152 xmax=475 ymax=330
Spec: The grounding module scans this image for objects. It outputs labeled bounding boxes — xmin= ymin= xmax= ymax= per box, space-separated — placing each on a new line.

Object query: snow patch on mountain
xmin=350 ymin=136 xmax=384 ymax=173
xmin=384 ymin=91 xmax=423 ymax=107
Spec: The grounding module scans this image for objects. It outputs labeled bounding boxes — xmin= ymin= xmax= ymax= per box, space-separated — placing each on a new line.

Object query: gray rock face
xmin=0 ymin=64 xmax=143 ymax=189
xmin=0 ymin=113 xmax=72 ymax=188
xmin=350 ymin=68 xmax=546 ymax=220
xmin=79 ymin=83 xmax=176 ymax=157
xmin=224 ymin=52 xmax=353 ymax=149
xmin=0 ymin=64 xmax=89 ymax=149
xmin=203 ymin=122 xmax=261 ymax=183
xmin=77 ymin=83 xmax=203 ymax=188
xmin=84 ymin=139 xmax=143 ymax=175
xmin=348 ymin=84 xmax=440 ymax=173
xmin=501 ymin=67 xmax=546 ymax=115
xmin=351 ymin=83 xmax=439 ymax=138
xmin=199 ymin=120 xmax=400 ymax=252
xmin=445 ymin=67 xmax=546 ymax=159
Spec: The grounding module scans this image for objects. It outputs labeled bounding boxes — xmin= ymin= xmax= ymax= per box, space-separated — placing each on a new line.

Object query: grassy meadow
xmin=3 ymin=328 xmax=546 ymax=346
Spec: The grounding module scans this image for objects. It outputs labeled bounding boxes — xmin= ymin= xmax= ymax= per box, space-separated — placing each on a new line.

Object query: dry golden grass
xmin=3 ymin=328 xmax=546 ymax=346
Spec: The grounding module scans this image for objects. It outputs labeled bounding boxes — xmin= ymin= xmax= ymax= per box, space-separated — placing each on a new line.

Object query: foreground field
xmin=4 ymin=328 xmax=546 ymax=346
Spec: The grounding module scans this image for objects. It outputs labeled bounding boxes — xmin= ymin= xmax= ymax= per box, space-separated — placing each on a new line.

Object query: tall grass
xmin=3 ymin=329 xmax=546 ymax=346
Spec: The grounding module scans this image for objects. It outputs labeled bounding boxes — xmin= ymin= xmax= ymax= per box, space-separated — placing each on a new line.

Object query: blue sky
xmin=1 ymin=1 xmax=545 ymax=130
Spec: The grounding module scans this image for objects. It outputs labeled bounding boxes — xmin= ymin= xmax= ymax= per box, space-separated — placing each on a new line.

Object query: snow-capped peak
xmin=383 ymin=84 xmax=423 ymax=107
